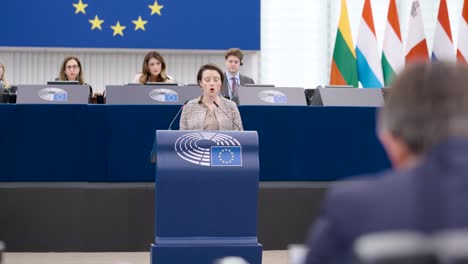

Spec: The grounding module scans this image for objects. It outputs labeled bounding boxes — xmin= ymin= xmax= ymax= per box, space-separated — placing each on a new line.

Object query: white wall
xmin=0 ymin=0 xmax=465 ymax=93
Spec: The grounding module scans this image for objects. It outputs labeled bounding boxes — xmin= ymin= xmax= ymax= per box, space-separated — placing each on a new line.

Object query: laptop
xmin=237 ymin=86 xmax=307 ymax=106
xmin=105 ymin=84 xmax=201 ymax=105
xmin=16 ymin=84 xmax=90 ymax=104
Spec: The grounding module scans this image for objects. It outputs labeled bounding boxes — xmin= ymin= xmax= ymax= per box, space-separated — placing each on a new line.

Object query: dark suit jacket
xmin=221 ymin=73 xmax=255 ymax=105
xmin=305 ymin=138 xmax=468 ymax=264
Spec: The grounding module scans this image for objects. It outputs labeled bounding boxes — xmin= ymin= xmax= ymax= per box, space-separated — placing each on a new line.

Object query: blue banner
xmin=2 ymin=0 xmax=260 ymax=50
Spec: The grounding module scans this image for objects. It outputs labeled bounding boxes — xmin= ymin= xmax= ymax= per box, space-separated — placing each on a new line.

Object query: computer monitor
xmin=47 ymin=80 xmax=80 ymax=85
xmin=146 ymin=82 xmax=178 ymax=86
xmin=244 ymin=84 xmax=275 ymax=87
xmin=324 ymin=85 xmax=354 ymax=89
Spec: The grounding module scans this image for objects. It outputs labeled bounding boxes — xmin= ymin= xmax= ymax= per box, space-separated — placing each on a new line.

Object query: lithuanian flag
xmin=330 ymin=0 xmax=358 ymax=87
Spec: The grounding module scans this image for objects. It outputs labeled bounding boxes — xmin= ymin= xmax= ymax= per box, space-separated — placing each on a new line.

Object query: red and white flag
xmin=405 ymin=0 xmax=429 ymax=63
xmin=382 ymin=0 xmax=404 ymax=86
xmin=457 ymin=0 xmax=468 ymax=63
xmin=432 ymin=0 xmax=455 ymax=61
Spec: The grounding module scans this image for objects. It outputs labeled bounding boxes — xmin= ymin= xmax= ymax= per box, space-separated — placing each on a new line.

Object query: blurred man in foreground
xmin=305 ymin=62 xmax=468 ymax=264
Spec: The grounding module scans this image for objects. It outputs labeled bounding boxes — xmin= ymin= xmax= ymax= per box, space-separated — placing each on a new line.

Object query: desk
xmin=0 ymin=105 xmax=390 ymax=181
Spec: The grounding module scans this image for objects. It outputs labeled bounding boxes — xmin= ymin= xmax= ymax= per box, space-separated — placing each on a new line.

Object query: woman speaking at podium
xmin=179 ymin=64 xmax=243 ymax=131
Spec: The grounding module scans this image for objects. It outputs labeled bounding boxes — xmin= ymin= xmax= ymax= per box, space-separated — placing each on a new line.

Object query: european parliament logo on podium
xmin=175 ymin=132 xmax=243 ymax=167
xmin=38 ymin=88 xmax=69 ymax=102
xmin=149 ymin=88 xmax=179 ymax=102
xmin=258 ymin=90 xmax=287 ymax=104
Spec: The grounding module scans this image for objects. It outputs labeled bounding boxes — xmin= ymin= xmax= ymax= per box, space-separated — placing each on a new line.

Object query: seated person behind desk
xmin=133 ymin=51 xmax=173 ymax=84
xmin=57 ymin=56 xmax=93 ymax=102
xmin=0 ymin=62 xmax=16 ymax=103
xmin=0 ymin=63 xmax=11 ymax=89
xmin=221 ymin=48 xmax=255 ymax=104
xmin=180 ymin=64 xmax=243 ymax=131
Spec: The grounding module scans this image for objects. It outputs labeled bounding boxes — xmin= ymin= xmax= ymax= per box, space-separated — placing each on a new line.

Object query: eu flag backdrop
xmin=2 ymin=0 xmax=260 ymax=50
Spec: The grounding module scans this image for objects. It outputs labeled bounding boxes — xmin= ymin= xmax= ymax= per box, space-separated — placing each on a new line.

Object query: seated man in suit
xmin=305 ymin=62 xmax=468 ymax=264
xmin=221 ymin=48 xmax=255 ymax=104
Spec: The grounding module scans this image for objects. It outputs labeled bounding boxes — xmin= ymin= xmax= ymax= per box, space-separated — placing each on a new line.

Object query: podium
xmin=150 ymin=130 xmax=262 ymax=264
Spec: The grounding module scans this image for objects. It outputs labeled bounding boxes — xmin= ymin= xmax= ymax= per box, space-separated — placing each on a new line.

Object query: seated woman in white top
xmin=134 ymin=51 xmax=173 ymax=84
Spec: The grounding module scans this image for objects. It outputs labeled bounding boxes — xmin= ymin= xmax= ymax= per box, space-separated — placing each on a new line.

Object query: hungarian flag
xmin=432 ymin=0 xmax=455 ymax=61
xmin=457 ymin=0 xmax=468 ymax=63
xmin=356 ymin=0 xmax=383 ymax=88
xmin=381 ymin=0 xmax=404 ymax=86
xmin=330 ymin=0 xmax=358 ymax=87
xmin=405 ymin=0 xmax=429 ymax=63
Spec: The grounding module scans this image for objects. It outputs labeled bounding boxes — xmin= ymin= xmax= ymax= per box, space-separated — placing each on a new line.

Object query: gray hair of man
xmin=378 ymin=62 xmax=468 ymax=156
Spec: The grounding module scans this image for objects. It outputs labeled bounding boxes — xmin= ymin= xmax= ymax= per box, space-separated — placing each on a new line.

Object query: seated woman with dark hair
xmin=57 ymin=56 xmax=93 ymax=102
xmin=134 ymin=51 xmax=173 ymax=84
xmin=179 ymin=64 xmax=243 ymax=131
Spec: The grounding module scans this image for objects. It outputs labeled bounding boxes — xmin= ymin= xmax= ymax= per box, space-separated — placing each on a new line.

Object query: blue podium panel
xmin=239 ymin=106 xmax=391 ymax=181
xmin=152 ymin=130 xmax=262 ymax=264
xmin=13 ymin=105 xmax=104 ymax=181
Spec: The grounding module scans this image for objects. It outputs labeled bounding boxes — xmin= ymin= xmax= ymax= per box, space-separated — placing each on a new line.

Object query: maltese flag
xmin=405 ymin=0 xmax=429 ymax=63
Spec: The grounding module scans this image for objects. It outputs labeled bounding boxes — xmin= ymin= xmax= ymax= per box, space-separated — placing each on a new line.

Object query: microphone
xmin=213 ymin=101 xmax=241 ymax=131
xmin=168 ymin=100 xmax=189 ymax=130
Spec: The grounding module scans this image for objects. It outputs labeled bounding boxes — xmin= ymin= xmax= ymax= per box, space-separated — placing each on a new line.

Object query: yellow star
xmin=132 ymin=16 xmax=148 ymax=31
xmin=148 ymin=0 xmax=164 ymax=16
xmin=89 ymin=15 xmax=104 ymax=30
xmin=110 ymin=21 xmax=126 ymax=37
xmin=72 ymin=0 xmax=88 ymax=14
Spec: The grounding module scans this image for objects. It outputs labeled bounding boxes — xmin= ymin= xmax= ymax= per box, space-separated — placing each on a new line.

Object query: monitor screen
xmin=244 ymin=83 xmax=275 ymax=87
xmin=47 ymin=81 xmax=80 ymax=85
xmin=324 ymin=85 xmax=354 ymax=89
xmin=146 ymin=82 xmax=178 ymax=86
